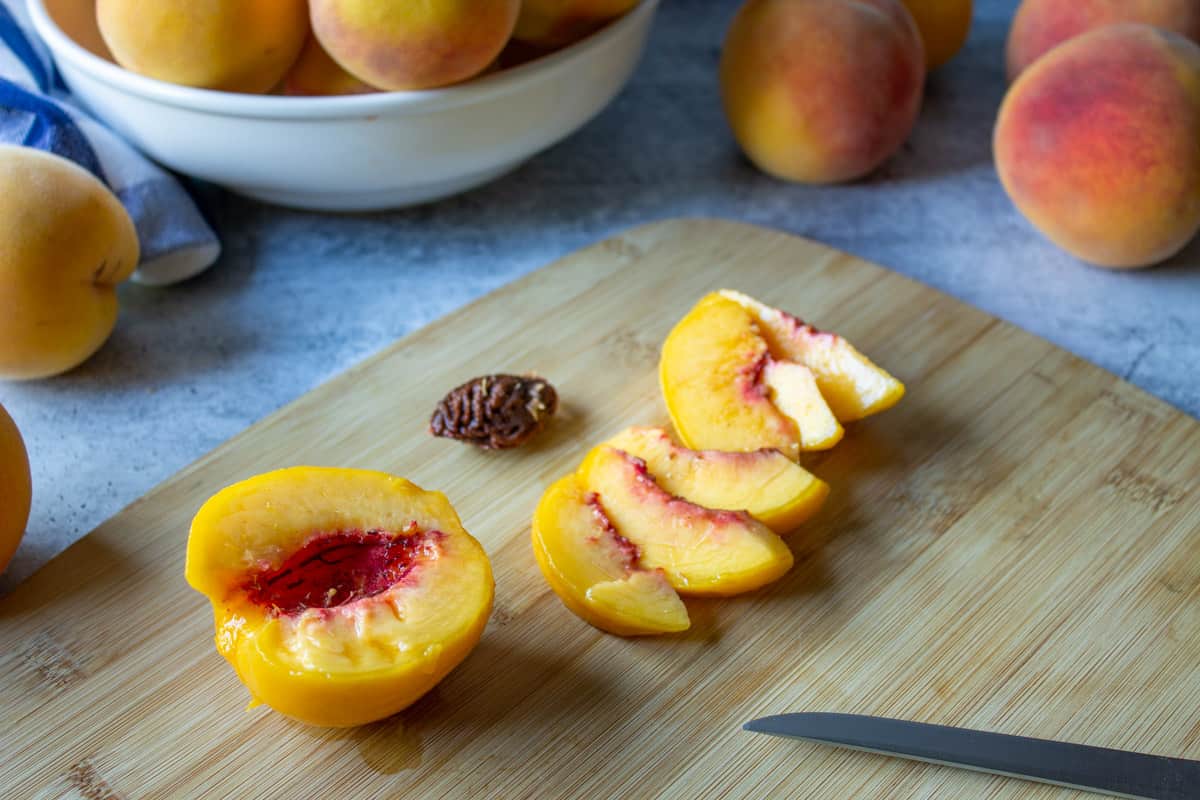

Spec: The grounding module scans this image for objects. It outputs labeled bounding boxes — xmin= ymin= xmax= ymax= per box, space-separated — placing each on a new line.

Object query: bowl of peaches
xmin=28 ymin=0 xmax=657 ymax=210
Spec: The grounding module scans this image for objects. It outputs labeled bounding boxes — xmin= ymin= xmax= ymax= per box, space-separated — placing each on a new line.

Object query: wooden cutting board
xmin=3 ymin=219 xmax=1198 ymax=799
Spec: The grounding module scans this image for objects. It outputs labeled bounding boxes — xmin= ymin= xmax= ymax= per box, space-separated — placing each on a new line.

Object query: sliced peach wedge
xmin=578 ymin=446 xmax=793 ymax=597
xmin=603 ymin=426 xmax=829 ymax=533
xmin=186 ymin=467 xmax=494 ymax=728
xmin=659 ymin=292 xmax=807 ymax=458
xmin=660 ymin=292 xmax=904 ymax=457
xmin=719 ymin=290 xmax=905 ymax=422
xmin=531 ymin=473 xmax=690 ymax=637
xmin=533 ymin=446 xmax=794 ymax=636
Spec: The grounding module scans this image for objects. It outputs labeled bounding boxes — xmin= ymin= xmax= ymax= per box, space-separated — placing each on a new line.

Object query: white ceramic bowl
xmin=28 ymin=0 xmax=658 ymax=211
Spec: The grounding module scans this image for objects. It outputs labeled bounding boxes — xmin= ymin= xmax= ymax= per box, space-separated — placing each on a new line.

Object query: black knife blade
xmin=744 ymin=712 xmax=1200 ymax=799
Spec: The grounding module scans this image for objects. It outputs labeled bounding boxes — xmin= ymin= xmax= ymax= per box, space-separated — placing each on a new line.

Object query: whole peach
xmin=514 ymin=0 xmax=641 ymax=48
xmin=995 ymin=25 xmax=1200 ymax=269
xmin=97 ymin=0 xmax=309 ymax=93
xmin=1007 ymin=0 xmax=1200 ymax=80
xmin=0 ymin=403 xmax=31 ymax=575
xmin=310 ymin=0 xmax=520 ymax=91
xmin=720 ymin=0 xmax=925 ymax=184
xmin=901 ymin=0 xmax=973 ymax=70
xmin=0 ymin=146 xmax=139 ymax=379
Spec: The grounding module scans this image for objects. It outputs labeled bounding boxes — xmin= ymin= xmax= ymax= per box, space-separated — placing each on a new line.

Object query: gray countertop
xmin=2 ymin=0 xmax=1197 ymax=592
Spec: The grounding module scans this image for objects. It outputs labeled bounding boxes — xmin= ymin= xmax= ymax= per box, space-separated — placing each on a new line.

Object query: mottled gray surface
xmin=1 ymin=0 xmax=1197 ymax=592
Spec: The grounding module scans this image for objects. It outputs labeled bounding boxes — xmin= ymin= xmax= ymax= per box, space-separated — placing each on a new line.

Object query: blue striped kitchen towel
xmin=0 ymin=1 xmax=219 ymax=286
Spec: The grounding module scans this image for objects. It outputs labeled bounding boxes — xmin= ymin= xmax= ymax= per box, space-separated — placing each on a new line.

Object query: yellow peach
xmin=514 ymin=0 xmax=641 ymax=48
xmin=720 ymin=0 xmax=925 ymax=183
xmin=1006 ymin=0 xmax=1200 ymax=81
xmin=995 ymin=25 xmax=1200 ymax=269
xmin=96 ymin=0 xmax=309 ymax=93
xmin=310 ymin=0 xmax=520 ymax=91
xmin=0 ymin=403 xmax=31 ymax=575
xmin=0 ymin=146 xmax=138 ymax=380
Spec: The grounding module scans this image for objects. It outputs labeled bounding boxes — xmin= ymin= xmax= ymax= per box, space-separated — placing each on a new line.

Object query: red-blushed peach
xmin=514 ymin=0 xmax=641 ymax=48
xmin=995 ymin=24 xmax=1200 ymax=269
xmin=1007 ymin=0 xmax=1200 ymax=81
xmin=0 ymin=146 xmax=139 ymax=380
xmin=283 ymin=36 xmax=377 ymax=96
xmin=309 ymin=0 xmax=520 ymax=91
xmin=901 ymin=0 xmax=972 ymax=70
xmin=719 ymin=0 xmax=925 ymax=184
xmin=96 ymin=0 xmax=308 ymax=93
xmin=0 ymin=402 xmax=31 ymax=575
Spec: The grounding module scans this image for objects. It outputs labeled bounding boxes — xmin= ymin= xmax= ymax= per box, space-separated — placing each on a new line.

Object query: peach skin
xmin=515 ymin=0 xmax=641 ymax=48
xmin=0 ymin=146 xmax=138 ymax=380
xmin=187 ymin=467 xmax=494 ymax=727
xmin=1007 ymin=0 xmax=1200 ymax=81
xmin=995 ymin=24 xmax=1200 ymax=269
xmin=720 ymin=0 xmax=925 ymax=183
xmin=0 ymin=403 xmax=31 ymax=575
xmin=310 ymin=0 xmax=520 ymax=91
xmin=284 ymin=35 xmax=377 ymax=96
xmin=901 ymin=0 xmax=972 ymax=70
xmin=96 ymin=0 xmax=308 ymax=93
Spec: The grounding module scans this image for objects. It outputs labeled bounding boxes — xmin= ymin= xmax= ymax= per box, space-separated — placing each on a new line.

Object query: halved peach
xmin=603 ymin=426 xmax=829 ymax=533
xmin=578 ymin=446 xmax=794 ymax=596
xmin=532 ymin=473 xmax=689 ymax=636
xmin=186 ymin=467 xmax=494 ymax=728
xmin=720 ymin=290 xmax=905 ymax=421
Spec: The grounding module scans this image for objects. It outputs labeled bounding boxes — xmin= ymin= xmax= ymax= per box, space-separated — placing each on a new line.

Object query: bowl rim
xmin=26 ymin=0 xmax=659 ymax=119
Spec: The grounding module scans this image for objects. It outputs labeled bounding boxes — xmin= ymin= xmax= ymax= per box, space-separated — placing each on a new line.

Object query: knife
xmin=743 ymin=712 xmax=1200 ymax=799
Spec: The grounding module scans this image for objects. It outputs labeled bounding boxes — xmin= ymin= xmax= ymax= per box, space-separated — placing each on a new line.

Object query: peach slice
xmin=532 ymin=474 xmax=689 ymax=636
xmin=659 ymin=293 xmax=804 ymax=458
xmin=186 ymin=467 xmax=494 ymax=728
xmin=603 ymin=426 xmax=829 ymax=533
xmin=720 ymin=290 xmax=906 ymax=421
xmin=761 ymin=360 xmax=844 ymax=451
xmin=578 ymin=446 xmax=794 ymax=596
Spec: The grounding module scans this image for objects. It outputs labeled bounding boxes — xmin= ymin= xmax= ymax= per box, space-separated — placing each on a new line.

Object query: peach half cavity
xmin=241 ymin=525 xmax=440 ymax=615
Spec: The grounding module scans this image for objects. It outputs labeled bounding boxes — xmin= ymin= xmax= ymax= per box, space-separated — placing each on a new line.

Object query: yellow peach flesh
xmin=532 ymin=473 xmax=689 ymax=636
xmin=720 ymin=290 xmax=905 ymax=421
xmin=186 ymin=467 xmax=494 ymax=727
xmin=604 ymin=426 xmax=829 ymax=533
xmin=578 ymin=446 xmax=793 ymax=597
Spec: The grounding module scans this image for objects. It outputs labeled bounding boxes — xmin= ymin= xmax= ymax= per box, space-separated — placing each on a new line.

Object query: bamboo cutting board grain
xmin=3 ymin=219 xmax=1199 ymax=799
